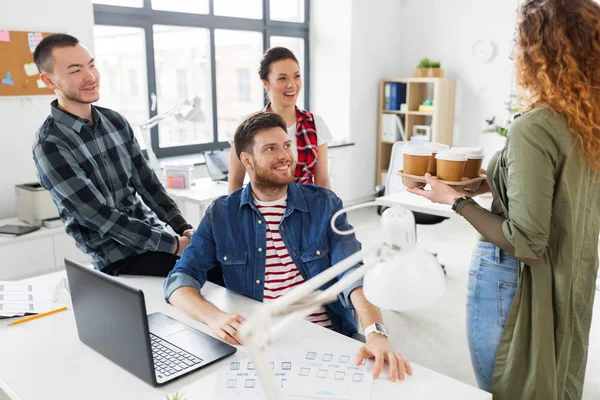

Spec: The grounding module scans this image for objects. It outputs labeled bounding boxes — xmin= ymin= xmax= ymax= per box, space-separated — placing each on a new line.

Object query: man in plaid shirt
xmin=31 ymin=33 xmax=215 ymax=279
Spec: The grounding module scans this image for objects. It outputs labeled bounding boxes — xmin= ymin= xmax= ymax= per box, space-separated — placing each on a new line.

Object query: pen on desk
xmin=7 ymin=306 xmax=68 ymax=326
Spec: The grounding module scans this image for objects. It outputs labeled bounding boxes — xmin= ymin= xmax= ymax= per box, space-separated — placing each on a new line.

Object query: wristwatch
xmin=364 ymin=322 xmax=389 ymax=338
xmin=452 ymin=195 xmax=472 ymax=215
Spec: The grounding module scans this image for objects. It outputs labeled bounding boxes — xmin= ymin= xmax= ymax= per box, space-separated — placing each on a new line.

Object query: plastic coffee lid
xmin=424 ymin=142 xmax=449 ymax=152
xmin=436 ymin=150 xmax=467 ymax=161
xmin=402 ymin=146 xmax=432 ymax=156
xmin=451 ymin=147 xmax=484 ymax=159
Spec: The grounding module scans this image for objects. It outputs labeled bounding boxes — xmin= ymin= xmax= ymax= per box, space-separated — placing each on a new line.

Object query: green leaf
xmin=417 ymin=58 xmax=431 ymax=68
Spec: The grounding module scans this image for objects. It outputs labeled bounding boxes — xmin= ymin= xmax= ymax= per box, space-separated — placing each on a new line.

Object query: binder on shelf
xmin=381 ymin=114 xmax=405 ymax=142
xmin=395 ymin=115 xmax=406 ymax=141
xmin=388 ymin=83 xmax=407 ymax=111
xmin=390 ymin=83 xmax=398 ymax=111
xmin=384 ymin=83 xmax=391 ymax=110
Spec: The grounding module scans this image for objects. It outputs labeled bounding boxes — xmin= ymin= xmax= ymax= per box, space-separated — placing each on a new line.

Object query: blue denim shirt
xmin=163 ymin=182 xmax=363 ymax=337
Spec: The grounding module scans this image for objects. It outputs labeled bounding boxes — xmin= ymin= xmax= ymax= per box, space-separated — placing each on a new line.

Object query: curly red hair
xmin=516 ymin=0 xmax=600 ymax=172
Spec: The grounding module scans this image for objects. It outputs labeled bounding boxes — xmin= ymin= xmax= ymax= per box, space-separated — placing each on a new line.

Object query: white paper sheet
xmin=0 ymin=281 xmax=56 ymax=316
xmin=213 ymin=347 xmax=301 ymax=399
xmin=283 ymin=339 xmax=374 ymax=400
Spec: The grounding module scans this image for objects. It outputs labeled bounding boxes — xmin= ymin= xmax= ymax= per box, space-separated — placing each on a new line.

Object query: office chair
xmin=376 ymin=142 xmax=448 ymax=274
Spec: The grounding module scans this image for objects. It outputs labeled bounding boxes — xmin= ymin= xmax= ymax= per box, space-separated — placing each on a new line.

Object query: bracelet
xmin=451 ymin=195 xmax=471 ymax=215
xmin=173 ymin=237 xmax=180 ymax=255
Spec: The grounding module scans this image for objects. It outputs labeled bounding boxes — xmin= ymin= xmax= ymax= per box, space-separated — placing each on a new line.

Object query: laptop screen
xmin=204 ymin=151 xmax=229 ymax=182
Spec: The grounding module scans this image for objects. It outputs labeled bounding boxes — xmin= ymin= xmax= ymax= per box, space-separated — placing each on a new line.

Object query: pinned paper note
xmin=0 ymin=30 xmax=9 ymax=42
xmin=24 ymin=63 xmax=39 ymax=77
xmin=1 ymin=72 xmax=14 ymax=86
xmin=27 ymin=32 xmax=43 ymax=53
xmin=37 ymin=79 xmax=46 ymax=89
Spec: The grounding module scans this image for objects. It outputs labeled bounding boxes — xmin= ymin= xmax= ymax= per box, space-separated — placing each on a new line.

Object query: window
xmin=154 ymin=25 xmax=212 ymax=149
xmin=270 ymin=0 xmax=305 ymax=23
xmin=92 ymin=25 xmax=149 ymax=149
xmin=176 ymin=69 xmax=188 ymax=100
xmin=237 ymin=69 xmax=251 ymax=103
xmin=93 ymin=1 xmax=309 ymax=158
xmin=128 ymin=70 xmax=139 ymax=97
xmin=215 ymin=30 xmax=263 ymax=142
xmin=214 ymin=0 xmax=262 ymax=19
xmin=151 ymin=0 xmax=209 ymax=14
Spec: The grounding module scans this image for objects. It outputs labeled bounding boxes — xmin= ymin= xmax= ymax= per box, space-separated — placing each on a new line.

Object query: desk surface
xmin=0 ymin=272 xmax=491 ymax=400
xmin=167 ymin=177 xmax=229 ymax=205
xmin=376 ymin=191 xmax=493 ymax=219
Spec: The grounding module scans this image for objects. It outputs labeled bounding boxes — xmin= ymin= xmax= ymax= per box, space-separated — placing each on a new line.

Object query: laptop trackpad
xmin=167 ymin=329 xmax=208 ymax=355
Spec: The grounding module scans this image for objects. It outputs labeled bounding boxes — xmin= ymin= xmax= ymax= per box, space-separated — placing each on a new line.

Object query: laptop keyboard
xmin=150 ymin=333 xmax=203 ymax=379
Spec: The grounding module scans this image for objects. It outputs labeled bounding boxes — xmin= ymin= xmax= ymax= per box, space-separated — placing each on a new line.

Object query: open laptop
xmin=204 ymin=151 xmax=229 ymax=182
xmin=64 ymin=257 xmax=236 ymax=386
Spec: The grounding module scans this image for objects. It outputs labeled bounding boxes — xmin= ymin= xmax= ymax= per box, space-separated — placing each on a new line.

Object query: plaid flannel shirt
xmin=33 ymin=100 xmax=191 ymax=270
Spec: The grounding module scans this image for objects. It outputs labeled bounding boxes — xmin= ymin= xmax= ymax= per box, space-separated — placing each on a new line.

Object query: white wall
xmin=311 ymin=0 xmax=518 ymax=204
xmin=401 ymin=0 xmax=518 ymax=159
xmin=311 ymin=0 xmax=411 ymax=203
xmin=0 ymin=0 xmax=94 ymax=219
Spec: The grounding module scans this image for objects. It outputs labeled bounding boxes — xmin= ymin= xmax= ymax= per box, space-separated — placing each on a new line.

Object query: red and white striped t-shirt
xmin=255 ymin=194 xmax=333 ymax=330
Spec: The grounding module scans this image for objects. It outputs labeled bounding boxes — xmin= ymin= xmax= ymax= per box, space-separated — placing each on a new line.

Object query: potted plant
xmin=414 ymin=58 xmax=444 ymax=78
xmin=483 ymin=96 xmax=519 ymax=137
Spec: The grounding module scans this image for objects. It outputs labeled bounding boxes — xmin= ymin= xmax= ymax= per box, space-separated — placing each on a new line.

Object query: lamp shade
xmin=363 ymin=246 xmax=446 ymax=312
xmin=178 ymin=96 xmax=206 ymax=123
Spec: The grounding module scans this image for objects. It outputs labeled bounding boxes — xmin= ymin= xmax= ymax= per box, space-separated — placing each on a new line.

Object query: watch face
xmin=375 ymin=322 xmax=389 ymax=335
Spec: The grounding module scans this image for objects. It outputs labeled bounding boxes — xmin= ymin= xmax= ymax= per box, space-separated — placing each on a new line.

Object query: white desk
xmin=0 ymin=218 xmax=88 ymax=280
xmin=376 ymin=191 xmax=493 ymax=219
xmin=167 ymin=178 xmax=229 ymax=227
xmin=0 ymin=272 xmax=491 ymax=400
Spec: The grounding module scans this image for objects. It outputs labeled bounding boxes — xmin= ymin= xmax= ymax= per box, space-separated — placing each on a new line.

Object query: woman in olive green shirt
xmin=410 ymin=0 xmax=600 ymax=398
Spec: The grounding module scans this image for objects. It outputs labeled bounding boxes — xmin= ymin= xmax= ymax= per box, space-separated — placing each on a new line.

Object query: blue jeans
xmin=466 ymin=241 xmax=519 ymax=391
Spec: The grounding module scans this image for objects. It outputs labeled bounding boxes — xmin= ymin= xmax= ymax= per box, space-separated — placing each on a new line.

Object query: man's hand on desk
xmin=206 ymin=310 xmax=246 ymax=345
xmin=355 ymin=334 xmax=412 ymax=382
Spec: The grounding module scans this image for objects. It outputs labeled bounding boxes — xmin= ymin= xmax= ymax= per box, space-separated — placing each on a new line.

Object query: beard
xmin=252 ymin=157 xmax=296 ymax=192
xmin=58 ymin=82 xmax=100 ymax=105
xmin=63 ymin=89 xmax=99 ymax=104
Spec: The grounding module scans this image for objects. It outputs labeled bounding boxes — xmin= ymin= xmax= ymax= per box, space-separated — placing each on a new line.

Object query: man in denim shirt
xmin=164 ymin=112 xmax=412 ymax=381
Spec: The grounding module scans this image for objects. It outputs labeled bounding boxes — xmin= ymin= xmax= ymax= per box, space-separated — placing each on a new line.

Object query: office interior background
xmin=0 ymin=0 xmax=599 ymax=399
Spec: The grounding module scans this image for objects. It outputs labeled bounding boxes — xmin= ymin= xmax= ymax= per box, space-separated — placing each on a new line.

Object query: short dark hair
xmin=258 ymin=47 xmax=299 ymax=81
xmin=33 ymin=33 xmax=80 ymax=73
xmin=234 ymin=112 xmax=287 ymax=159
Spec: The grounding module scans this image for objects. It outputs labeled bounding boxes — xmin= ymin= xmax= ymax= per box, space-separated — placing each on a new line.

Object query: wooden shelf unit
xmin=376 ymin=77 xmax=456 ymax=185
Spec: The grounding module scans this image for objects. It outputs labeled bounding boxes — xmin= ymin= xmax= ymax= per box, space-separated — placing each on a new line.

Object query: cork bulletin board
xmin=0 ymin=29 xmax=56 ymax=97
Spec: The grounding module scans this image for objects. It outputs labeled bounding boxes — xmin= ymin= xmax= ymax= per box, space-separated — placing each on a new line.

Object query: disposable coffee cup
xmin=424 ymin=142 xmax=450 ymax=175
xmin=436 ymin=151 xmax=467 ymax=181
xmin=402 ymin=146 xmax=433 ymax=176
xmin=451 ymin=147 xmax=484 ymax=179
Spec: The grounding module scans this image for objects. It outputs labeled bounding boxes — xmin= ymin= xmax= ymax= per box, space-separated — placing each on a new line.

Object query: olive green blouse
xmin=460 ymin=107 xmax=600 ymax=399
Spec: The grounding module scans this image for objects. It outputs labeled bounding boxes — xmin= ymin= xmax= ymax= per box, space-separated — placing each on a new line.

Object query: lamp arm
xmin=265 ymin=244 xmax=380 ymax=316
xmin=258 ymin=255 xmax=384 ymax=347
xmin=140 ymin=99 xmax=192 ymax=130
xmin=238 ymin=244 xmax=385 ymax=400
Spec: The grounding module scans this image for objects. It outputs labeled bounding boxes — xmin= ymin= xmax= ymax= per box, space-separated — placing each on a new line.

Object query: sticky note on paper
xmin=27 ymin=32 xmax=43 ymax=53
xmin=0 ymin=30 xmax=9 ymax=42
xmin=24 ymin=63 xmax=39 ymax=76
xmin=37 ymin=79 xmax=46 ymax=88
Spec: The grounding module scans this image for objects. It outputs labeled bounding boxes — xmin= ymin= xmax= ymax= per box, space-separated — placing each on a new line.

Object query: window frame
xmin=93 ymin=0 xmax=310 ymax=159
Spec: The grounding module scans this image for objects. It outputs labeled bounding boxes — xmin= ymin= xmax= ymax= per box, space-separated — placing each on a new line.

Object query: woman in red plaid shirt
xmin=228 ymin=47 xmax=333 ymax=193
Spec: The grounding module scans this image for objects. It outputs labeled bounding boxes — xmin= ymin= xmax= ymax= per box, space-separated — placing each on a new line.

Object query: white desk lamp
xmin=138 ymin=96 xmax=207 ymax=174
xmin=239 ymin=201 xmax=446 ymax=400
